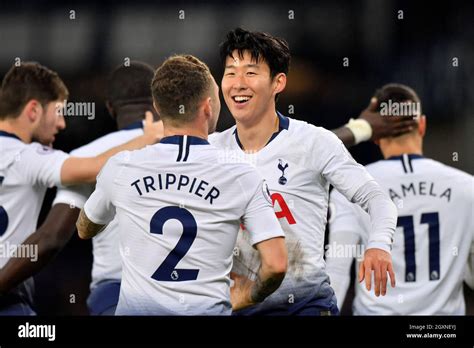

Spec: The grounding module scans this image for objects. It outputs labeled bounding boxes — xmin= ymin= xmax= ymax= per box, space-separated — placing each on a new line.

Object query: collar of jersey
xmin=160 ymin=135 xmax=210 ymax=145
xmin=121 ymin=120 xmax=144 ymax=130
xmin=0 ymin=130 xmax=22 ymax=141
xmin=233 ymin=111 xmax=290 ymax=150
xmin=386 ymin=154 xmax=424 ymax=161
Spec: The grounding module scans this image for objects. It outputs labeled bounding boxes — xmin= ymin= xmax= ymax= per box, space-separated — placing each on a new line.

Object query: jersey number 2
xmin=397 ymin=212 xmax=440 ymax=282
xmin=149 ymin=206 xmax=199 ymax=282
xmin=0 ymin=206 xmax=8 ymax=237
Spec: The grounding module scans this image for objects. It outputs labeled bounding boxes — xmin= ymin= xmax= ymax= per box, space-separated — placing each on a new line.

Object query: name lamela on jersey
xmin=130 ymin=172 xmax=220 ymax=204
xmin=388 ymin=180 xmax=451 ymax=202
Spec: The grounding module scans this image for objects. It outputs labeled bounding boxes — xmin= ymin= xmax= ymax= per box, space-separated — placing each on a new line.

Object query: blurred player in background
xmin=77 ymin=55 xmax=287 ymax=315
xmin=327 ymin=83 xmax=474 ymax=315
xmin=210 ymin=28 xmax=397 ymax=316
xmin=0 ymin=62 xmax=161 ymax=315
xmin=0 ymin=61 xmax=160 ymax=315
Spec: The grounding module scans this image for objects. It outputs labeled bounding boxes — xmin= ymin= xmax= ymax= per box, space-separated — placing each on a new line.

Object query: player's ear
xmin=23 ymin=99 xmax=42 ymax=124
xmin=202 ymin=97 xmax=212 ymax=120
xmin=273 ymin=73 xmax=287 ymax=96
xmin=418 ymin=115 xmax=426 ymax=137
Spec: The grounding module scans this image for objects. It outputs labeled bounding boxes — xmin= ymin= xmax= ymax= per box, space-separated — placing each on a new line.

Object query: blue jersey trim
xmin=233 ymin=111 xmax=290 ymax=150
xmin=160 ymin=135 xmax=210 ymax=145
xmin=385 ymin=154 xmax=424 ymax=161
xmin=0 ymin=130 xmax=22 ymax=141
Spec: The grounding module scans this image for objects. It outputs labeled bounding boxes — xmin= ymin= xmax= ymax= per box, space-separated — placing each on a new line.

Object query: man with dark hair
xmin=328 ymin=83 xmax=474 ymax=315
xmin=219 ymin=28 xmax=417 ymax=148
xmin=76 ymin=55 xmax=287 ymax=315
xmin=0 ymin=62 xmax=161 ymax=315
xmin=210 ymin=28 xmax=397 ymax=315
xmin=106 ymin=61 xmax=157 ymax=129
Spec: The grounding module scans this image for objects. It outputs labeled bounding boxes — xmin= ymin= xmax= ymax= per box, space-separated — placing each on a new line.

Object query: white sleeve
xmin=327 ymin=189 xmax=363 ymax=306
xmin=312 ymin=129 xmax=374 ymax=200
xmin=53 ymin=184 xmax=93 ymax=209
xmin=350 ymin=180 xmax=397 ymax=252
xmin=21 ymin=143 xmax=69 ymax=187
xmin=240 ymin=174 xmax=285 ymax=246
xmin=83 ymin=156 xmax=118 ymax=225
xmin=465 ymin=240 xmax=474 ymax=289
xmin=311 ymin=129 xmax=396 ymax=252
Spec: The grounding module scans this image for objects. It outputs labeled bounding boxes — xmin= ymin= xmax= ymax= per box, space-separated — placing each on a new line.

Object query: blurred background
xmin=0 ymin=0 xmax=472 ymax=314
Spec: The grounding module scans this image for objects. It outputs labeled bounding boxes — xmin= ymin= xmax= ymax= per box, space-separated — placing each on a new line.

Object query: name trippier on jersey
xmin=18 ymin=322 xmax=55 ymax=341
xmin=130 ymin=172 xmax=220 ymax=204
xmin=388 ymin=181 xmax=452 ymax=202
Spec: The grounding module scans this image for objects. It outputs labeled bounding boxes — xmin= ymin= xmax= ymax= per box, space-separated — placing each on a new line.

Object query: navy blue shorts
xmin=87 ymin=280 xmax=121 ymax=315
xmin=233 ymin=283 xmax=339 ymax=316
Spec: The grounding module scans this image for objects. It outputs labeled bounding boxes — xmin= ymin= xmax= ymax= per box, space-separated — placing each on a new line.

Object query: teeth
xmin=233 ymin=96 xmax=251 ymax=102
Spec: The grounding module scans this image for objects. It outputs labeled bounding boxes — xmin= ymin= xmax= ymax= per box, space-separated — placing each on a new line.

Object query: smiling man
xmin=209 ymin=28 xmax=398 ymax=315
xmin=76 ymin=55 xmax=287 ymax=315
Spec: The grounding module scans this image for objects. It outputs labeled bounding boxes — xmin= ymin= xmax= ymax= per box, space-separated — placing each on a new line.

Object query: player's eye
xmin=246 ymin=71 xmax=257 ymax=76
xmin=225 ymin=72 xmax=235 ymax=76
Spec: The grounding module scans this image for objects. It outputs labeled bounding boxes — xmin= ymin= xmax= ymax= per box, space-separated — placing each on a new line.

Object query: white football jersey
xmin=84 ymin=135 xmax=284 ymax=315
xmin=53 ymin=122 xmax=144 ymax=289
xmin=328 ymin=154 xmax=474 ymax=315
xmin=0 ymin=131 xmax=69 ymax=268
xmin=208 ymin=113 xmax=374 ymax=310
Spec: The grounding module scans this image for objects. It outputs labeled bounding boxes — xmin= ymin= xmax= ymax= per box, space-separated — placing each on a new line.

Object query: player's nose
xmin=232 ymin=74 xmax=249 ymax=91
xmin=57 ymin=115 xmax=66 ymax=130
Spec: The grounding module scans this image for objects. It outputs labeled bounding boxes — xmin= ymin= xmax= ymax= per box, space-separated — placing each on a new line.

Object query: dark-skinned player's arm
xmin=61 ymin=112 xmax=162 ymax=185
xmin=0 ymin=204 xmax=79 ymax=295
xmin=333 ymin=97 xmax=418 ymax=147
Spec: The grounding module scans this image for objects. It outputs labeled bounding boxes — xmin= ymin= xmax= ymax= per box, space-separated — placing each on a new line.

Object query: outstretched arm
xmin=350 ymin=181 xmax=397 ymax=296
xmin=60 ymin=112 xmax=163 ymax=185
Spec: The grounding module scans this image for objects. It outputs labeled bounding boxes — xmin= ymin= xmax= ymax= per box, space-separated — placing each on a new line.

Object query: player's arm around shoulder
xmin=61 ymin=112 xmax=162 ymax=185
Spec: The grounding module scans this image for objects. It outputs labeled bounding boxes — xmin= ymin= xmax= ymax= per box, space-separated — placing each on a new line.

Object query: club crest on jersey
xmin=277 ymin=159 xmax=289 ymax=185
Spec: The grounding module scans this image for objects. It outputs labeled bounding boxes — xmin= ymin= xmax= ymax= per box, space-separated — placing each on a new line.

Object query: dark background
xmin=0 ymin=0 xmax=472 ymax=314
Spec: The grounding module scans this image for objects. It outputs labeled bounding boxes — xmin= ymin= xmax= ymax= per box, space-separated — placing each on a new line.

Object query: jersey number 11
xmin=397 ymin=212 xmax=440 ymax=282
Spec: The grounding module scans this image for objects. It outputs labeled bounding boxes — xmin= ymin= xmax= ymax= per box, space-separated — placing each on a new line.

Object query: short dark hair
xmin=151 ymin=55 xmax=213 ymax=125
xmin=106 ymin=61 xmax=155 ymax=107
xmin=0 ymin=62 xmax=68 ymax=119
xmin=374 ymin=83 xmax=422 ymax=115
xmin=219 ymin=28 xmax=291 ymax=78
